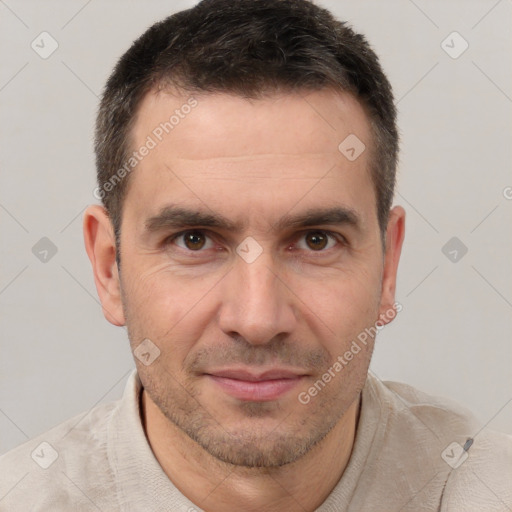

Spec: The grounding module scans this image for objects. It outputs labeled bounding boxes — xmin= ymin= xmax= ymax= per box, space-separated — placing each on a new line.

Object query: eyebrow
xmin=145 ymin=206 xmax=241 ymax=232
xmin=273 ymin=207 xmax=360 ymax=232
xmin=144 ymin=205 xmax=361 ymax=234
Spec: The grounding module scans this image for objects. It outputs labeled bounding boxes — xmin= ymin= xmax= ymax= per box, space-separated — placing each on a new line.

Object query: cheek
xmin=294 ymin=265 xmax=382 ymax=352
xmin=120 ymin=257 xmax=219 ymax=355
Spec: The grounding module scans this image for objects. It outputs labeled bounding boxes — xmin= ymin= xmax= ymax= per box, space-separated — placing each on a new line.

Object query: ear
xmin=377 ymin=205 xmax=405 ymax=326
xmin=83 ymin=205 xmax=126 ymax=326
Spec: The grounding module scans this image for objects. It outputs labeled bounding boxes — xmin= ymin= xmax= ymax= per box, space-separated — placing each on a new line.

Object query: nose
xmin=217 ymin=253 xmax=297 ymax=346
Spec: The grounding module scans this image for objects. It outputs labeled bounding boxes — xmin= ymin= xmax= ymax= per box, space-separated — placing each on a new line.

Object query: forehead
xmin=133 ymin=88 xmax=371 ymax=159
xmin=125 ymin=88 xmax=375 ymax=229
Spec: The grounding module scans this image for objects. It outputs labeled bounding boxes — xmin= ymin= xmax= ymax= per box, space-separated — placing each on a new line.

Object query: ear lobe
xmin=377 ymin=206 xmax=405 ymax=325
xmin=83 ymin=205 xmax=126 ymax=326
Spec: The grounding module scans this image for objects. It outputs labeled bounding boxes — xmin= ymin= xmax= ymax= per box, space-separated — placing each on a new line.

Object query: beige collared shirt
xmin=1 ymin=370 xmax=510 ymax=511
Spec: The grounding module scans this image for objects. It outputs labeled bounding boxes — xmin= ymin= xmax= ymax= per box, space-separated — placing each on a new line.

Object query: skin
xmin=84 ymin=88 xmax=405 ymax=512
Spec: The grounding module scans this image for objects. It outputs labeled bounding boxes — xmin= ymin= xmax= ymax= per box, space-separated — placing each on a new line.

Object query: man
xmin=1 ymin=0 xmax=510 ymax=510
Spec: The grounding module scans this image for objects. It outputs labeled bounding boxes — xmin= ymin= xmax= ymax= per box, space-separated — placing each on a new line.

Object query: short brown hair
xmin=95 ymin=0 xmax=398 ymax=243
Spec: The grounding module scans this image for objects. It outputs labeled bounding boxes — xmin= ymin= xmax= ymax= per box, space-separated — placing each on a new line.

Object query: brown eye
xmin=305 ymin=231 xmax=328 ymax=251
xmin=183 ymin=231 xmax=206 ymax=250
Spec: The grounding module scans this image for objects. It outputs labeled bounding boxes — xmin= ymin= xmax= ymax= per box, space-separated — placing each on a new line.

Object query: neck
xmin=141 ymin=391 xmax=360 ymax=512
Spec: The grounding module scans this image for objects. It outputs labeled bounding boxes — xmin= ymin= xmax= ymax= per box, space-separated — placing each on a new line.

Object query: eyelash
xmin=163 ymin=229 xmax=347 ymax=254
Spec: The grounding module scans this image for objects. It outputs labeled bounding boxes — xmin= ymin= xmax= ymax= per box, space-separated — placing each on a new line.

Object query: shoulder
xmin=379 ymin=377 xmax=479 ymax=429
xmin=440 ymin=428 xmax=512 ymax=511
xmin=366 ymin=375 xmax=512 ymax=510
xmin=0 ymin=396 xmax=120 ymax=511
xmin=366 ymin=374 xmax=482 ymax=445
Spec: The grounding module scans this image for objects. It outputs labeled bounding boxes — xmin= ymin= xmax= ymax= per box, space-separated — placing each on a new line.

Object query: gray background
xmin=1 ymin=0 xmax=511 ymax=455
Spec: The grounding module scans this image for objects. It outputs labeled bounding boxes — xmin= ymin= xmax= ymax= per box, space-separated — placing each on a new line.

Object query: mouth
xmin=204 ymin=368 xmax=308 ymax=402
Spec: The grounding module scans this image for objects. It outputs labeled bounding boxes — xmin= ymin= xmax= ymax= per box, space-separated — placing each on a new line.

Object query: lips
xmin=204 ymin=367 xmax=307 ymax=401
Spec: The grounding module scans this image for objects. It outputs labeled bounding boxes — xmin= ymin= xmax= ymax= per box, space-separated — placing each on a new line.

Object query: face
xmin=86 ymin=88 xmax=404 ymax=468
